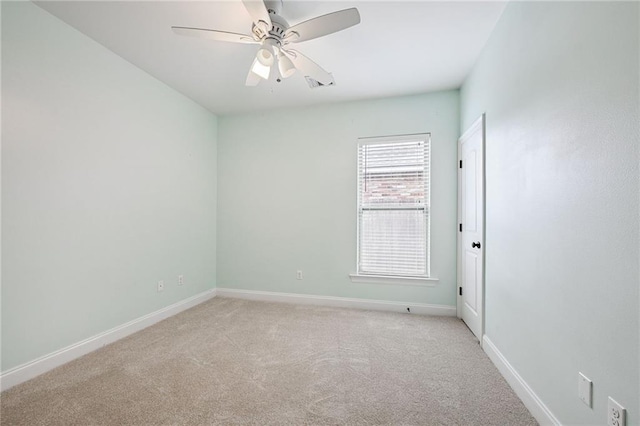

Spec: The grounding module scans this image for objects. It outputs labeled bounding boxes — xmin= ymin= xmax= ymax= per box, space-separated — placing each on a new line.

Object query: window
xmin=356 ymin=134 xmax=430 ymax=278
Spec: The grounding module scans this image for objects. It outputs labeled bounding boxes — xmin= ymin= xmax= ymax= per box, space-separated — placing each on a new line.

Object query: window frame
xmin=352 ymin=133 xmax=435 ymax=285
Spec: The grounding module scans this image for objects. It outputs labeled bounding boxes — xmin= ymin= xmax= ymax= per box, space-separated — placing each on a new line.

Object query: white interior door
xmin=458 ymin=114 xmax=485 ymax=342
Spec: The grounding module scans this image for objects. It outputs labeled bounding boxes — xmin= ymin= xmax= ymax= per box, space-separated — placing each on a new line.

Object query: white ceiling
xmin=35 ymin=1 xmax=507 ymax=115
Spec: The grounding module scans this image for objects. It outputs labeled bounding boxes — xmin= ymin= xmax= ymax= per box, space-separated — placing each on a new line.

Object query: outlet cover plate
xmin=608 ymin=397 xmax=626 ymax=426
xmin=578 ymin=372 xmax=592 ymax=407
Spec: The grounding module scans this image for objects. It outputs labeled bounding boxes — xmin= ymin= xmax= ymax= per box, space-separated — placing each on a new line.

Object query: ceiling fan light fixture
xmin=277 ymin=53 xmax=296 ymax=78
xmin=256 ymin=46 xmax=274 ymax=67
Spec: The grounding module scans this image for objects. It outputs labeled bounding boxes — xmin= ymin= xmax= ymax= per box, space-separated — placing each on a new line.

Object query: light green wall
xmin=1 ymin=2 xmax=218 ymax=371
xmin=217 ymin=91 xmax=459 ymax=306
xmin=461 ymin=1 xmax=639 ymax=424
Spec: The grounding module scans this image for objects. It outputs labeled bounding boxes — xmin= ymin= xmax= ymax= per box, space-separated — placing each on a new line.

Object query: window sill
xmin=349 ymin=274 xmax=438 ymax=287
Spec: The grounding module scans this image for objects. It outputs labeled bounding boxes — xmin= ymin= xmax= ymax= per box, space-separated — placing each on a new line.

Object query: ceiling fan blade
xmin=246 ymin=56 xmax=270 ymax=86
xmin=241 ymin=0 xmax=272 ymax=30
xmin=172 ymin=26 xmax=258 ymax=44
xmin=284 ymin=8 xmax=360 ymax=43
xmin=284 ymin=49 xmax=332 ymax=85
xmin=245 ymin=69 xmax=262 ymax=86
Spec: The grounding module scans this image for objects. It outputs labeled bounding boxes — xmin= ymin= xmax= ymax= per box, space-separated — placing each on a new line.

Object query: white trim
xmin=459 ymin=114 xmax=485 ymax=143
xmin=0 ymin=288 xmax=217 ymax=392
xmin=216 ymin=288 xmax=456 ymax=316
xmin=357 ymin=132 xmax=431 ymax=145
xmin=348 ymin=273 xmax=438 ymax=286
xmin=483 ymin=335 xmax=561 ymax=426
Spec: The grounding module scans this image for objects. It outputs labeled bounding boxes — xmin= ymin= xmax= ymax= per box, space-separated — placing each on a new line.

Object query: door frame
xmin=456 ymin=113 xmax=486 ymax=343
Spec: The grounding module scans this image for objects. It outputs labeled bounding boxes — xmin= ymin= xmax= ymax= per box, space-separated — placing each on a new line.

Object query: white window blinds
xmin=357 ymin=134 xmax=430 ymax=277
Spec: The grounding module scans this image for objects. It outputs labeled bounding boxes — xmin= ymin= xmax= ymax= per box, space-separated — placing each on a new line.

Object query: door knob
xmin=472 ymin=241 xmax=481 ymax=249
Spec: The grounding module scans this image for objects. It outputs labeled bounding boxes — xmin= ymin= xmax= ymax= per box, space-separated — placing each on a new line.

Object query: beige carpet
xmin=1 ymin=297 xmax=537 ymax=425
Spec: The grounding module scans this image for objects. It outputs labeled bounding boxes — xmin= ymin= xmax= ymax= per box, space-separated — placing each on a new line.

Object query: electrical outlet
xmin=296 ymin=270 xmax=303 ymax=280
xmin=608 ymin=397 xmax=626 ymax=426
xmin=157 ymin=280 xmax=164 ymax=292
xmin=178 ymin=275 xmax=184 ymax=286
xmin=578 ymin=372 xmax=592 ymax=407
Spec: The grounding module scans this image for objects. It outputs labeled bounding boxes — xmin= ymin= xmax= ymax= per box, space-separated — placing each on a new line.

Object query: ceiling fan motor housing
xmin=252 ymin=11 xmax=289 ymax=49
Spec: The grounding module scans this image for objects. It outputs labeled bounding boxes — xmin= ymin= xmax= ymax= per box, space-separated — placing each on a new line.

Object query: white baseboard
xmin=483 ymin=335 xmax=561 ymax=426
xmin=0 ymin=288 xmax=217 ymax=392
xmin=215 ymin=288 xmax=456 ymax=316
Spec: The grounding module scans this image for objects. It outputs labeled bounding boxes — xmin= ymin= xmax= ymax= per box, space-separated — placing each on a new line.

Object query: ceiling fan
xmin=172 ymin=0 xmax=360 ymax=87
